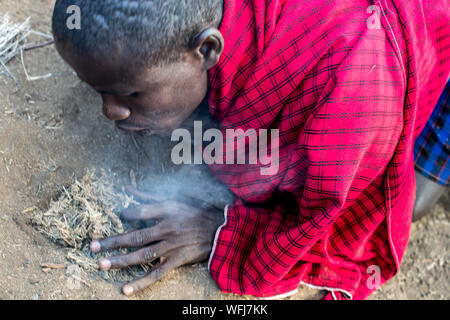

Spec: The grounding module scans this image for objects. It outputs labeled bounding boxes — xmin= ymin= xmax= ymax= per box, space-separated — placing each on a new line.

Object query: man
xmin=51 ymin=0 xmax=449 ymax=299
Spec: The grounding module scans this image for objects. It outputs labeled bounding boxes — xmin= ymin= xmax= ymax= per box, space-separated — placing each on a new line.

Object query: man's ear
xmin=189 ymin=28 xmax=224 ymax=70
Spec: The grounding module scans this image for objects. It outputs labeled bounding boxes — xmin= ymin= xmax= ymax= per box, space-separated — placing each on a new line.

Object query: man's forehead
xmin=66 ymin=47 xmax=194 ymax=93
xmin=72 ymin=57 xmax=145 ymax=91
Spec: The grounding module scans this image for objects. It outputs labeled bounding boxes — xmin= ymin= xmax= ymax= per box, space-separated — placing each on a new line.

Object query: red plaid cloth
xmin=206 ymin=0 xmax=450 ymax=299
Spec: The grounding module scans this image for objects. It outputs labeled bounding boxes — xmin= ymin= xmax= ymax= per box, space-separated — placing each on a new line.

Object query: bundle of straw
xmin=32 ymin=170 xmax=150 ymax=282
xmin=0 ymin=13 xmax=30 ymax=64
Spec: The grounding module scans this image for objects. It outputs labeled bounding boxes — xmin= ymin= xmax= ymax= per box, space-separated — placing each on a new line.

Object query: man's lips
xmin=115 ymin=121 xmax=148 ymax=132
xmin=115 ymin=122 xmax=156 ymax=137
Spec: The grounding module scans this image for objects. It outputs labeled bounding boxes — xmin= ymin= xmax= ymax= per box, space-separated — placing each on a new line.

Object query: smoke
xmin=138 ymin=163 xmax=235 ymax=210
xmin=133 ymin=100 xmax=234 ymax=210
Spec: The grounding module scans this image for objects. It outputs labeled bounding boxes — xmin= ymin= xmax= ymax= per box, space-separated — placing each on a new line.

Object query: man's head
xmin=52 ymin=0 xmax=224 ymax=134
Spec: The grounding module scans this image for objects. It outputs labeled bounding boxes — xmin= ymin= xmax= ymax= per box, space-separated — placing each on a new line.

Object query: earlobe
xmin=189 ymin=28 xmax=224 ymax=70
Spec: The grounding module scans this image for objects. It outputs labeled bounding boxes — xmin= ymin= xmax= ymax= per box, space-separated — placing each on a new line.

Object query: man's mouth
xmin=115 ymin=121 xmax=146 ymax=132
xmin=115 ymin=121 xmax=155 ymax=137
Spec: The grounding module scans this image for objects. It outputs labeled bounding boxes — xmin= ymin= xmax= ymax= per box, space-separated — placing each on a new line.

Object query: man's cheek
xmin=163 ymin=115 xmax=189 ymax=130
xmin=148 ymin=114 xmax=186 ymax=132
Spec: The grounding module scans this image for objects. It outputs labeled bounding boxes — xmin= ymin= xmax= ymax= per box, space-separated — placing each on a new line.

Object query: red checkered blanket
xmin=206 ymin=0 xmax=450 ymax=299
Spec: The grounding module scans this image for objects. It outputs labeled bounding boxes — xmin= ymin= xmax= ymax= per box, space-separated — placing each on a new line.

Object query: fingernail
xmin=123 ymin=285 xmax=134 ymax=296
xmin=98 ymin=259 xmax=111 ymax=271
xmin=90 ymin=241 xmax=101 ymax=253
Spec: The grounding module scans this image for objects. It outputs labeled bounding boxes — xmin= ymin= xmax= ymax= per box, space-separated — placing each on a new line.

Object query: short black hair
xmin=52 ymin=0 xmax=223 ymax=66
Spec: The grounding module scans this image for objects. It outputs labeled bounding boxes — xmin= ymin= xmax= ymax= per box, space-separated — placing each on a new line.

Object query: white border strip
xmin=208 ymin=204 xmax=230 ymax=271
xmin=258 ymin=289 xmax=299 ymax=300
xmin=259 ymin=281 xmax=354 ymax=300
xmin=207 ymin=205 xmax=353 ymax=300
xmin=300 ymin=281 xmax=353 ymax=300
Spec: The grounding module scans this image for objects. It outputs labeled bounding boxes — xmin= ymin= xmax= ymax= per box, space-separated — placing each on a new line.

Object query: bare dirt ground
xmin=0 ymin=0 xmax=448 ymax=300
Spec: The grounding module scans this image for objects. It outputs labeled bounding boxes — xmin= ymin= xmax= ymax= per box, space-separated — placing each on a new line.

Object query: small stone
xmin=426 ymin=262 xmax=436 ymax=271
xmin=23 ymin=259 xmax=32 ymax=268
xmin=31 ymin=294 xmax=39 ymax=300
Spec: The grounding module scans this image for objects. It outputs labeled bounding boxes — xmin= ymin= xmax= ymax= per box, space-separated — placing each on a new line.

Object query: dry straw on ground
xmin=0 ymin=13 xmax=53 ymax=85
xmin=0 ymin=13 xmax=30 ymax=82
xmin=32 ymin=170 xmax=151 ymax=282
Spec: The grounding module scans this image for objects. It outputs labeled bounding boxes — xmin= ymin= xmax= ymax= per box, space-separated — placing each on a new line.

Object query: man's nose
xmin=102 ymin=96 xmax=131 ymax=121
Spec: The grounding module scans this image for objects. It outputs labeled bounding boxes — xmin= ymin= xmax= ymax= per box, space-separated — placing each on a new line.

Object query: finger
xmin=98 ymin=241 xmax=174 ymax=270
xmin=125 ymin=185 xmax=166 ymax=203
xmin=120 ymin=204 xmax=168 ymax=222
xmin=122 ymin=256 xmax=183 ymax=296
xmin=90 ymin=224 xmax=168 ymax=252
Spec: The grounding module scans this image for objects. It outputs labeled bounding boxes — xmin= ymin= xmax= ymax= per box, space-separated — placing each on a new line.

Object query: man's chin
xmin=135 ymin=129 xmax=156 ymax=137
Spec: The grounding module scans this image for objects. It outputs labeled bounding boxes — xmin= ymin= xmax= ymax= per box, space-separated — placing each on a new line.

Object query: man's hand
xmin=90 ymin=186 xmax=224 ymax=296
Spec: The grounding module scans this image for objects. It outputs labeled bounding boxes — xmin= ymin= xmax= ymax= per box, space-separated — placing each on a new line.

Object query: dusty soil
xmin=0 ymin=0 xmax=448 ymax=300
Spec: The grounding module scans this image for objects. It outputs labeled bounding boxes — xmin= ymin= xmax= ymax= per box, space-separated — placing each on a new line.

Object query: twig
xmin=130 ymin=132 xmax=151 ymax=161
xmin=24 ymin=39 xmax=54 ymax=51
xmin=70 ymin=274 xmax=90 ymax=287
xmin=20 ymin=47 xmax=52 ymax=81
xmin=40 ymin=263 xmax=66 ymax=269
xmin=22 ymin=207 xmax=37 ymax=214
xmin=0 ymin=58 xmax=19 ymax=86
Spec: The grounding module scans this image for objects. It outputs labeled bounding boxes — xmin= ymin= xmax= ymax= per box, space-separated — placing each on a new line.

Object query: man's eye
xmin=129 ymin=92 xmax=140 ymax=98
